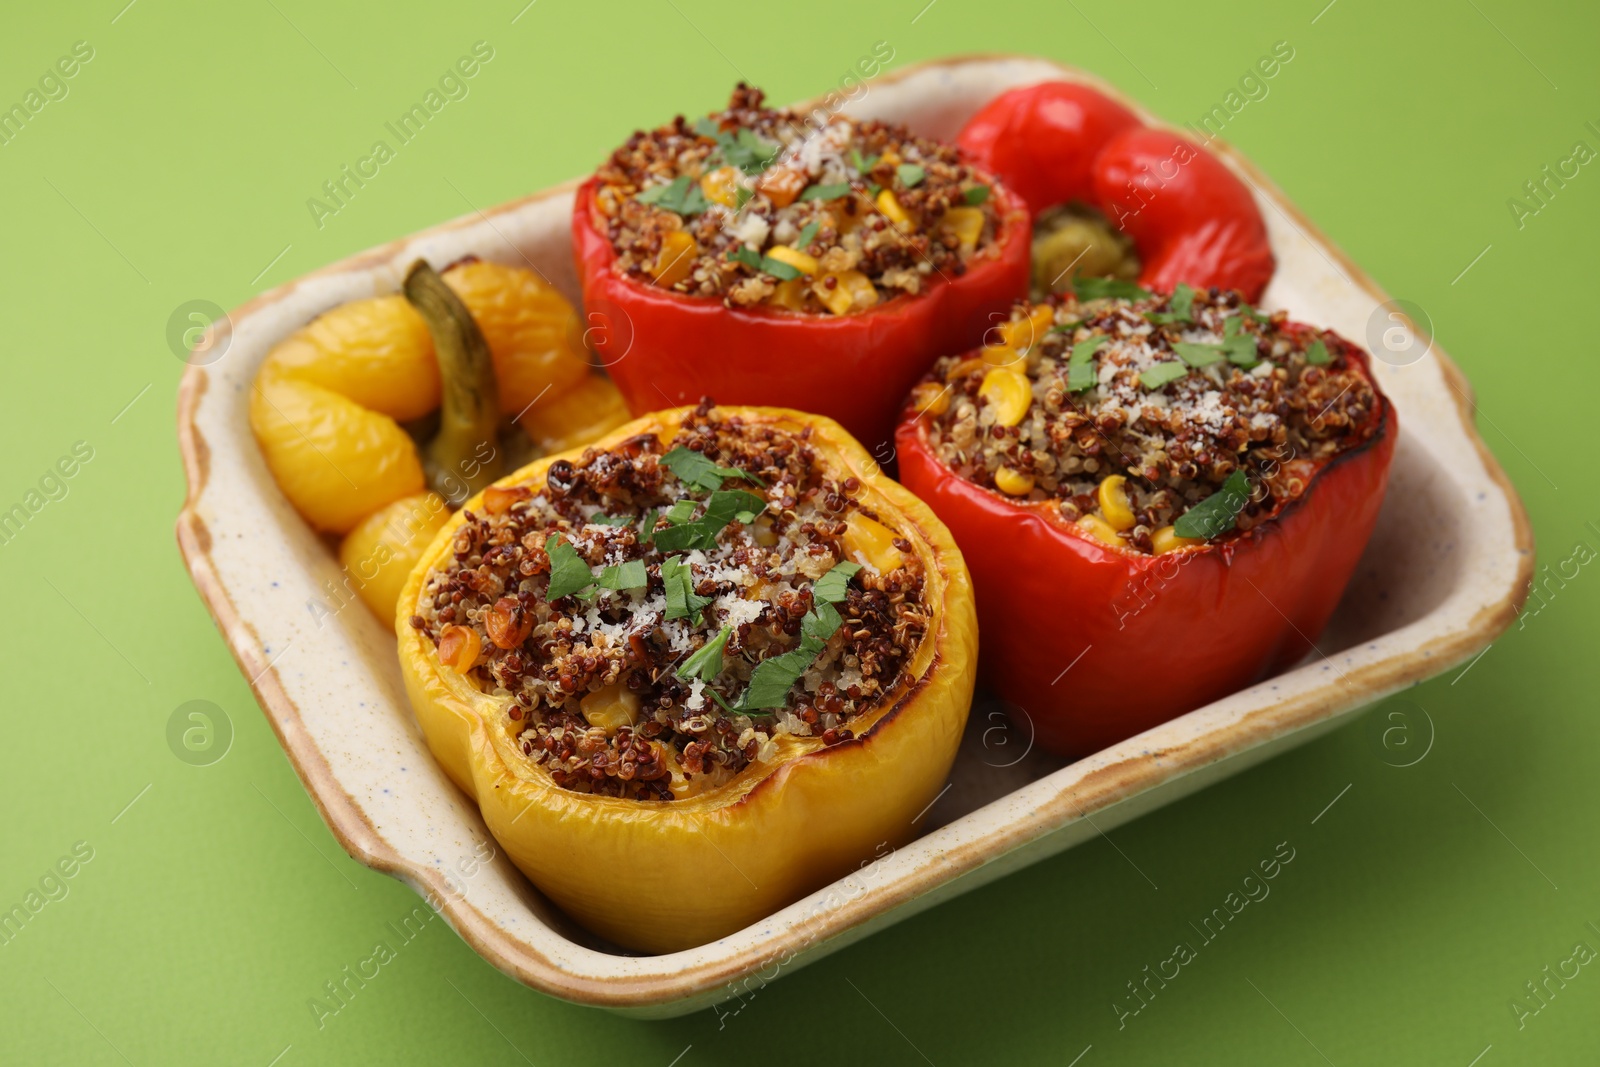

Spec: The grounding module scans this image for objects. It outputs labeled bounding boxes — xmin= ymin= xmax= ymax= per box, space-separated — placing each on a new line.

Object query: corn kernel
xmin=944 ymin=357 xmax=988 ymax=382
xmin=1152 ymin=525 xmax=1202 ymax=555
xmin=876 ymin=189 xmax=913 ymax=231
xmin=842 ymin=511 xmax=905 ymax=574
xmin=1076 ymin=513 xmax=1125 ymax=548
xmin=650 ymin=230 xmax=698 ymax=289
xmin=910 ymin=381 xmax=950 ymax=417
xmin=981 ymin=343 xmax=1023 ymax=368
xmin=1001 ymin=304 xmax=1057 ymax=352
xmin=939 ymin=206 xmax=985 ymax=255
xmin=813 ymin=271 xmax=878 ymax=316
xmin=1097 ymin=475 xmax=1136 ymax=532
xmin=994 ymin=466 xmax=1034 ymax=496
xmin=978 ymin=367 xmax=1033 ymax=427
xmin=765 ymin=244 xmax=819 ymax=276
xmin=581 ymin=683 xmax=642 ymax=733
xmin=768 ymin=277 xmax=809 ymax=312
xmin=699 ymin=166 xmax=741 ymax=208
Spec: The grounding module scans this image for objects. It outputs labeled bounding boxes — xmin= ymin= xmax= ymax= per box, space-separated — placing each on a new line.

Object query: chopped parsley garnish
xmin=1138 ymin=361 xmax=1189 ymax=390
xmin=1202 ymin=315 xmax=1261 ymax=365
xmin=597 ymin=559 xmax=648 ymax=591
xmin=792 ymin=221 xmax=820 ymax=250
xmin=664 ymin=498 xmax=698 ymax=525
xmin=1171 ymin=283 xmax=1196 ymax=320
xmin=728 ymin=244 xmax=803 ymax=281
xmin=589 ymin=513 xmax=633 ymax=527
xmin=661 ymin=555 xmax=712 ymax=622
xmin=759 ymin=256 xmax=802 ymax=281
xmin=812 ymin=561 xmax=862 ymax=604
xmin=695 ymin=117 xmax=779 ymax=175
xmin=803 ymin=600 xmax=844 ymax=643
xmin=723 ymin=563 xmax=861 ymax=713
xmin=1147 ymin=283 xmax=1196 ymax=324
xmin=800 ymin=182 xmax=851 ymax=202
xmin=634 ymin=175 xmax=709 ymax=217
xmin=676 ymin=625 xmax=732 ymax=683
xmin=575 ymin=557 xmax=646 ymax=601
xmin=963 ymin=184 xmax=991 ymax=206
xmin=1172 ymin=342 xmax=1226 ymax=368
xmin=1073 ymin=277 xmax=1153 ymax=302
xmin=544 ymin=535 xmax=595 ymax=600
xmin=661 ymin=446 xmax=764 ymax=492
xmin=652 ymin=489 xmax=768 ymax=551
xmin=1173 ymin=470 xmax=1251 ymax=540
xmin=734 ymin=638 xmax=819 ymax=712
xmin=896 ymin=163 xmax=926 ymax=188
xmin=733 ymin=607 xmax=840 ymax=714
xmin=1069 ymin=335 xmax=1112 ymax=392
xmin=1306 ymin=338 xmax=1332 ymax=365
xmin=1224 ymin=332 xmax=1260 ymax=368
xmin=731 ymin=129 xmax=780 ymax=173
xmin=639 ymin=508 xmax=658 ymax=545
xmin=849 ymin=148 xmax=879 ymax=174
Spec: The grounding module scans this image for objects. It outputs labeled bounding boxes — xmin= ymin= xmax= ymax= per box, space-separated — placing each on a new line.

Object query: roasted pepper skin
xmin=957 ymin=82 xmax=1275 ymax=302
xmin=398 ymin=407 xmax=977 ymax=953
xmin=893 ymin=333 xmax=1394 ymax=758
xmin=572 ymin=178 xmax=1031 ymax=455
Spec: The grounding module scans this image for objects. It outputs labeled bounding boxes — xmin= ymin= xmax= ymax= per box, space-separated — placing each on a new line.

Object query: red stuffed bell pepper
xmin=957 ymin=81 xmax=1276 ymax=304
xmin=895 ymin=286 xmax=1395 ymax=757
xmin=575 ymin=85 xmax=1030 ymax=455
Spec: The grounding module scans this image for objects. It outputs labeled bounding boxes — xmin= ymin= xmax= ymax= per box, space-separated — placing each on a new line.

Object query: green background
xmin=2 ymin=0 xmax=1594 ymax=1063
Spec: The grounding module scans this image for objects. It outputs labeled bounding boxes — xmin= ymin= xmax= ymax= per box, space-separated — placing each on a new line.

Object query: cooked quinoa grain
xmin=916 ymin=287 xmax=1384 ymax=553
xmin=412 ymin=402 xmax=930 ymax=801
xmin=589 ymin=84 xmax=1004 ymax=313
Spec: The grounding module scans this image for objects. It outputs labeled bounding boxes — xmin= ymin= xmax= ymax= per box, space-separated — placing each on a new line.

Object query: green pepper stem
xmin=403 ymin=260 xmax=504 ymax=503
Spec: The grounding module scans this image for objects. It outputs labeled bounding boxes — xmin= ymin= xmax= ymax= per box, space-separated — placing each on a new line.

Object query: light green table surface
xmin=2 ymin=1 xmax=1595 ymax=1063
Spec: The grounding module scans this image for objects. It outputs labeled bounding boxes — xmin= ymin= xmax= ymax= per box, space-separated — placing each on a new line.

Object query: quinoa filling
xmin=411 ymin=404 xmax=929 ymax=801
xmin=591 ymin=84 xmax=1003 ymax=312
xmin=915 ymin=286 xmax=1382 ymax=553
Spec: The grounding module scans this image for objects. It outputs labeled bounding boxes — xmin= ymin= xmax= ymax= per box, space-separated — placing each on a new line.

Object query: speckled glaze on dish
xmin=175 ymin=55 xmax=1532 ymax=1018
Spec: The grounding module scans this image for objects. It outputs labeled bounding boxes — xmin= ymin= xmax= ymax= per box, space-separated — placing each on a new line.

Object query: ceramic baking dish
xmin=175 ymin=54 xmax=1532 ymax=1017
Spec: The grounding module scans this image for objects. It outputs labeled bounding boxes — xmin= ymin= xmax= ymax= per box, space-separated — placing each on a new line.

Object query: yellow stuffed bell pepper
xmin=396 ymin=403 xmax=976 ymax=953
xmin=250 ymin=259 xmax=629 ymax=620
